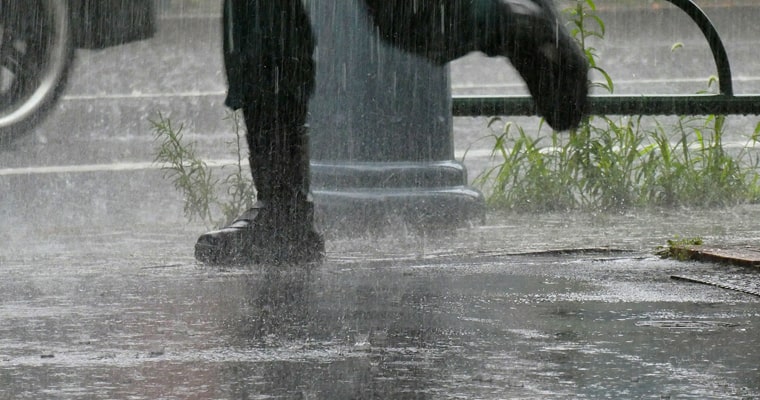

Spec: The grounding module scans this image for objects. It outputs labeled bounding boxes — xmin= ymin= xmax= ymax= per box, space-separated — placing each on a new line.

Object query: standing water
xmin=1 ymin=1 xmax=759 ymax=398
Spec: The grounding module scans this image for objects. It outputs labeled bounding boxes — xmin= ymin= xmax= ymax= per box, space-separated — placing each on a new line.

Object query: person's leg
xmin=195 ymin=0 xmax=323 ymax=264
xmin=363 ymin=0 xmax=589 ymax=131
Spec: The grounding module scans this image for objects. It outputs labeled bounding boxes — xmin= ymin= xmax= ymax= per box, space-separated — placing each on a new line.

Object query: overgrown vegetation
xmin=152 ymin=111 xmax=254 ymax=228
xmin=474 ymin=0 xmax=760 ymax=212
xmin=154 ymin=0 xmax=760 ymax=228
xmin=655 ymin=236 xmax=704 ymax=260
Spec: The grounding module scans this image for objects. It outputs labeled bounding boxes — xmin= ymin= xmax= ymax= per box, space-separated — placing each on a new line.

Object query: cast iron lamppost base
xmin=307 ymin=0 xmax=485 ymax=233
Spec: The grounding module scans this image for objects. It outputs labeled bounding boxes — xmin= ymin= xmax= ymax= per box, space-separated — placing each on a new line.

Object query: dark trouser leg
xmin=195 ymin=0 xmax=323 ymax=265
xmin=363 ymin=0 xmax=589 ymax=131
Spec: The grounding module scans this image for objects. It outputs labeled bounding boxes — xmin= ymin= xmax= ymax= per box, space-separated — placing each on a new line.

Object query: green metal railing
xmin=452 ymin=0 xmax=760 ymax=117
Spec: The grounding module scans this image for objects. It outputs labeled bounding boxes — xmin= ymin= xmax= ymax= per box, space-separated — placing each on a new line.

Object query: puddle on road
xmin=1 ymin=244 xmax=758 ymax=399
xmin=634 ymin=320 xmax=740 ymax=329
xmin=1 ymin=207 xmax=759 ymax=398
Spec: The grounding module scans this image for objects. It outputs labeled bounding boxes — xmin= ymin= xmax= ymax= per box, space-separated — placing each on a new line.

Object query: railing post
xmin=667 ymin=0 xmax=733 ymax=96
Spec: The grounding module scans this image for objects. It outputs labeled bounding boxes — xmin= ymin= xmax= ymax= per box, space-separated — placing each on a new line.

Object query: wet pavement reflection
xmin=1 ymin=212 xmax=758 ymax=399
xmin=2 ymin=2 xmax=760 ymax=398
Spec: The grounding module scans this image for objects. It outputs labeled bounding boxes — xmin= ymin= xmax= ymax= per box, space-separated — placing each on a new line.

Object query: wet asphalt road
xmin=2 ymin=2 xmax=760 ymax=399
xmin=1 ymin=209 xmax=760 ymax=399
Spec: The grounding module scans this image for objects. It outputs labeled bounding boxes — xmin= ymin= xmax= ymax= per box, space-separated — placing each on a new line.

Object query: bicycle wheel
xmin=0 ymin=0 xmax=74 ymax=143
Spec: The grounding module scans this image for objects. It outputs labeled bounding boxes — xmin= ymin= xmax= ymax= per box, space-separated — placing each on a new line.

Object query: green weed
xmin=155 ymin=0 xmax=760 ymax=223
xmin=476 ymin=0 xmax=760 ymax=212
xmin=655 ymin=236 xmax=704 ymax=260
xmin=151 ymin=111 xmax=255 ymax=228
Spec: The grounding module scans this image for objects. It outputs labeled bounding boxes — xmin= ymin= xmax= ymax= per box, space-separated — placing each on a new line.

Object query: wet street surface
xmin=1 ymin=210 xmax=759 ymax=399
xmin=2 ymin=2 xmax=760 ymax=399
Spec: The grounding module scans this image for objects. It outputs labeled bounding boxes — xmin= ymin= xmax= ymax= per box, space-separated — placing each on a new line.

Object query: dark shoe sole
xmin=194 ymin=206 xmax=324 ymax=265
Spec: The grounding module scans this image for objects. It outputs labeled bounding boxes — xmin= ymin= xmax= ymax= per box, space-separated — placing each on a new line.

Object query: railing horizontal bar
xmin=452 ymin=94 xmax=760 ymax=117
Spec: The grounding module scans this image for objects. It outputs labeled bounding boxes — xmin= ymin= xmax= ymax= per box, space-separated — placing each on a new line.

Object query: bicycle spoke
xmin=0 ymin=40 xmax=24 ymax=76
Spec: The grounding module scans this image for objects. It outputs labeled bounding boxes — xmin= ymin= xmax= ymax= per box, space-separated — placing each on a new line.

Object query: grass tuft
xmin=655 ymin=236 xmax=704 ymax=260
xmin=474 ymin=0 xmax=760 ymax=213
xmin=151 ymin=111 xmax=255 ymax=228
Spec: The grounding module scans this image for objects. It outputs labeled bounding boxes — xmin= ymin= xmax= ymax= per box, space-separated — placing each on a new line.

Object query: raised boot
xmin=477 ymin=0 xmax=589 ymax=131
xmin=362 ymin=0 xmax=588 ymax=131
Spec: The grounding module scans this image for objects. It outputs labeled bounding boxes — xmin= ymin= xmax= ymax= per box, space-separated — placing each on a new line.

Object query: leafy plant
xmin=218 ymin=111 xmax=256 ymax=225
xmin=475 ymin=0 xmax=760 ymax=212
xmin=655 ymin=236 xmax=703 ymax=260
xmin=152 ymin=111 xmax=255 ymax=227
xmin=152 ymin=112 xmax=218 ymax=224
xmin=565 ymin=0 xmax=613 ymax=94
xmin=479 ymin=120 xmax=577 ymax=212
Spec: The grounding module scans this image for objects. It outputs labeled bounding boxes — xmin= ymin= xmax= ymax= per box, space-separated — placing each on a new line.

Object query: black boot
xmin=195 ymin=125 xmax=324 ymax=265
xmin=194 ymin=199 xmax=324 ymax=265
xmin=193 ymin=200 xmax=266 ymax=265
xmin=248 ymin=193 xmax=324 ymax=264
